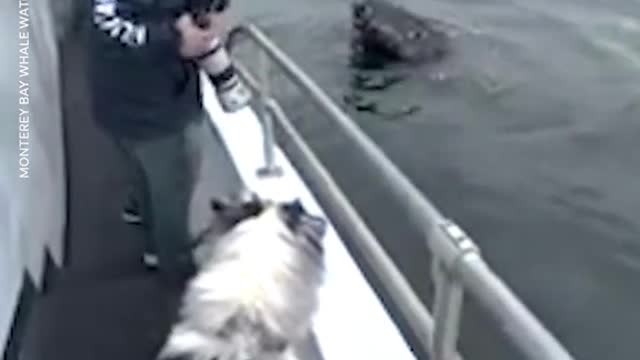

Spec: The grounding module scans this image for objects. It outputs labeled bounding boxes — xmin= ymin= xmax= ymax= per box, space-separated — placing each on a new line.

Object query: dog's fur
xmin=158 ymin=194 xmax=327 ymax=360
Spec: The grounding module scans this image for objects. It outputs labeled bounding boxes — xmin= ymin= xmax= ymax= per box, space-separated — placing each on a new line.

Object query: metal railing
xmin=226 ymin=23 xmax=575 ymax=360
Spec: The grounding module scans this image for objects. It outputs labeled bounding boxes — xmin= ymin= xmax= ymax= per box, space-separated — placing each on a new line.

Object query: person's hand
xmin=174 ymin=12 xmax=224 ymax=59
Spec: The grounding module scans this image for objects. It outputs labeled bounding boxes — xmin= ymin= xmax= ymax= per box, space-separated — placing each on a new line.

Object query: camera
xmin=187 ymin=0 xmax=252 ymax=113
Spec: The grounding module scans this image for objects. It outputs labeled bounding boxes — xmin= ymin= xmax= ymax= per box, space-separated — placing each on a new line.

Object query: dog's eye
xmin=210 ymin=199 xmax=229 ymax=212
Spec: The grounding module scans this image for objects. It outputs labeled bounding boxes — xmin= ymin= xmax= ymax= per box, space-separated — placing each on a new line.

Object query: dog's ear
xmin=210 ymin=194 xmax=266 ymax=227
xmin=211 ymin=191 xmax=260 ymax=212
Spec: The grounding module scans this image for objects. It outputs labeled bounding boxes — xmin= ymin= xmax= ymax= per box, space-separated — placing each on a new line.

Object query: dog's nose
xmin=282 ymin=199 xmax=305 ymax=220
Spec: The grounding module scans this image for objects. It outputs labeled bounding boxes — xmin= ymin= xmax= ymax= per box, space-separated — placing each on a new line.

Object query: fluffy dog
xmin=158 ymin=193 xmax=327 ymax=360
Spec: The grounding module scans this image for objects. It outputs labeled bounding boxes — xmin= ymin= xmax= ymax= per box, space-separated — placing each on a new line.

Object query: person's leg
xmin=110 ymin=136 xmax=157 ymax=267
xmin=117 ymin=111 xmax=247 ymax=283
xmin=124 ymin=127 xmax=200 ymax=284
xmin=111 ymin=139 xmax=145 ymax=225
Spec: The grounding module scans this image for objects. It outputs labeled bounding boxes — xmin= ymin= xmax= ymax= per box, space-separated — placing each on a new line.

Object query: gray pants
xmin=114 ymin=112 xmax=245 ymax=282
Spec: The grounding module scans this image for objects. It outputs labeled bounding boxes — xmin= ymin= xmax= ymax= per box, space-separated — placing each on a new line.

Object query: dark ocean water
xmin=232 ymin=0 xmax=640 ymax=359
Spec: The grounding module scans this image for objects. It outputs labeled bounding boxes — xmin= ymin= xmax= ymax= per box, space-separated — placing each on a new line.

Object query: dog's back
xmin=160 ymin=202 xmax=326 ymax=360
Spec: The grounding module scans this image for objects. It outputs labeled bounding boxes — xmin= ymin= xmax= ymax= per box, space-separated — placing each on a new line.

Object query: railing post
xmin=429 ymin=220 xmax=476 ymax=360
xmin=431 ymin=259 xmax=464 ymax=360
xmin=255 ymin=47 xmax=282 ymax=177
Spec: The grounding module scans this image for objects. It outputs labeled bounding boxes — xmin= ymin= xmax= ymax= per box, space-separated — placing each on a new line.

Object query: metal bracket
xmin=436 ymin=220 xmax=480 ymax=275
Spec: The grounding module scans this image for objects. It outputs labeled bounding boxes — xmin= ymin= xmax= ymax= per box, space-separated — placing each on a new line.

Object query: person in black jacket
xmin=87 ymin=0 xmax=245 ymax=283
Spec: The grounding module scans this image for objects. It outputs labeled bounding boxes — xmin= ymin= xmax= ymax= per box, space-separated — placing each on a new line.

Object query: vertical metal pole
xmin=256 ymin=48 xmax=282 ymax=177
xmin=431 ymin=260 xmax=464 ymax=360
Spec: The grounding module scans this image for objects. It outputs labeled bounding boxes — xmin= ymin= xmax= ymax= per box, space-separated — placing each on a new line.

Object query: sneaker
xmin=122 ymin=207 xmax=143 ymax=225
xmin=143 ymin=252 xmax=159 ymax=269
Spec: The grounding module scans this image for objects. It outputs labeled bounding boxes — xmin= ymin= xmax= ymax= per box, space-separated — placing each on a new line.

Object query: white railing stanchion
xmin=431 ymin=260 xmax=464 ymax=360
xmin=255 ymin=46 xmax=282 ymax=177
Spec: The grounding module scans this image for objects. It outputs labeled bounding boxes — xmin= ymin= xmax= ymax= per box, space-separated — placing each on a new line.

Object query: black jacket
xmin=88 ymin=0 xmax=202 ymax=140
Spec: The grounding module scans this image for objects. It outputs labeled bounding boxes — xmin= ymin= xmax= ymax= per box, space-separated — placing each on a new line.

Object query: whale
xmin=350 ymin=0 xmax=449 ymax=68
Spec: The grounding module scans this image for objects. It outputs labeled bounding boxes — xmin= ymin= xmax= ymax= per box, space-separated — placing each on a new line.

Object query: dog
xmin=158 ymin=193 xmax=328 ymax=360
